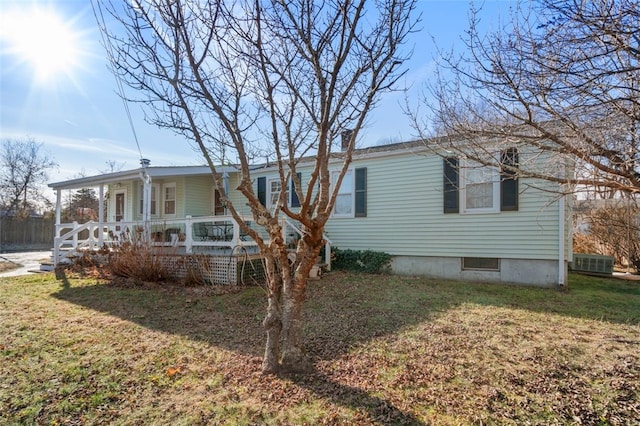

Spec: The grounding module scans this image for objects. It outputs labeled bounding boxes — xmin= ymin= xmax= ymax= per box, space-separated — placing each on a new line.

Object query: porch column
xmin=98 ymin=185 xmax=104 ymax=246
xmin=140 ymin=162 xmax=152 ymax=242
xmin=55 ymin=189 xmax=61 ymax=237
xmin=142 ymin=179 xmax=151 ymax=224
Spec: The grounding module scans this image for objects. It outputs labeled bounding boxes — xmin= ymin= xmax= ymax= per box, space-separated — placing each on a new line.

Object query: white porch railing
xmin=53 ymin=215 xmax=332 ymax=270
xmin=53 ymin=215 xmax=258 ymax=265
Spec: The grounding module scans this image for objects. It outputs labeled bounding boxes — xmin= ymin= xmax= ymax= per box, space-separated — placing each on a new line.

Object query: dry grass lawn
xmin=1 ymin=268 xmax=638 ymax=425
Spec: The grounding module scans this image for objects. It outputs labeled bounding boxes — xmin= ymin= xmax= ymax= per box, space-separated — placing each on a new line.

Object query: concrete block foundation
xmin=390 ymin=255 xmax=565 ymax=287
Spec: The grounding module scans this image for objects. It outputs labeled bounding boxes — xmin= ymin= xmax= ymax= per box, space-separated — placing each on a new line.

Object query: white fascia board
xmin=49 ymin=165 xmax=238 ymax=190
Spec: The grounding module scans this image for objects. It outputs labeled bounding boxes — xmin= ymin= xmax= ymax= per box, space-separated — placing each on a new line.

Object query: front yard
xmin=1 ymin=270 xmax=638 ymax=424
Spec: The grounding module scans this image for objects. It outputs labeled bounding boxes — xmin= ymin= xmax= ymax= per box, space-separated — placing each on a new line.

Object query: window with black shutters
xmin=444 ymin=148 xmax=519 ymax=214
xmin=500 ymin=148 xmax=519 ymax=211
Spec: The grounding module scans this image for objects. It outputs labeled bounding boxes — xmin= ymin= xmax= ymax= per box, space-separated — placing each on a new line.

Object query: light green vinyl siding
xmin=227 ymin=174 xmax=253 ymax=216
xmin=318 ymin=152 xmax=563 ymax=261
xmin=184 ymin=176 xmax=213 ymax=216
xmin=114 ymin=172 xmax=251 ymax=220
xmin=182 ymin=174 xmax=252 ymax=216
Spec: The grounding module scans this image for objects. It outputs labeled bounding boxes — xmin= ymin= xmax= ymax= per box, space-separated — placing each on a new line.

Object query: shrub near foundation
xmin=108 ymin=243 xmax=173 ymax=283
xmin=332 ymin=248 xmax=391 ymax=274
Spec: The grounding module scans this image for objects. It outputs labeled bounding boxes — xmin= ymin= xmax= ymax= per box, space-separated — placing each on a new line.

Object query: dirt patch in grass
xmin=1 ymin=270 xmax=638 ymax=424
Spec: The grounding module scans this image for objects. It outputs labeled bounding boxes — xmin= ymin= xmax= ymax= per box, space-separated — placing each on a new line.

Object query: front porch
xmin=48 ymin=163 xmax=331 ymax=284
xmin=52 ymin=215 xmax=331 ymax=284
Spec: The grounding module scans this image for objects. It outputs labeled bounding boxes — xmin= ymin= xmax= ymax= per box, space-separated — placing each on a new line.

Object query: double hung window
xmin=443 ymin=148 xmax=519 ymax=214
xmin=164 ymin=183 xmax=176 ymax=216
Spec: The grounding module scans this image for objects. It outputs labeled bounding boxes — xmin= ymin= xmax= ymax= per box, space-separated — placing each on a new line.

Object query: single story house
xmin=48 ymin=140 xmax=572 ymax=287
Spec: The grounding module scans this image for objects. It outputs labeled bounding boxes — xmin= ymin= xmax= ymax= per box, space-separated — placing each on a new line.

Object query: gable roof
xmin=48 ymin=137 xmax=455 ymax=190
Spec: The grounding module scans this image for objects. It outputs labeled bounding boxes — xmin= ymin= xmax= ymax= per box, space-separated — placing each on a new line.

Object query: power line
xmin=90 ymin=0 xmax=144 ymax=161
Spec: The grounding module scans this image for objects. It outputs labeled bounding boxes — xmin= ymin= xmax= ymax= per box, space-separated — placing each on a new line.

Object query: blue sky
xmin=0 ymin=0 xmax=515 ymax=191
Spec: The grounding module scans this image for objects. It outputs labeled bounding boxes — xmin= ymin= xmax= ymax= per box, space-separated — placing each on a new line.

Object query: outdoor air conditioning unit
xmin=571 ymin=253 xmax=614 ymax=276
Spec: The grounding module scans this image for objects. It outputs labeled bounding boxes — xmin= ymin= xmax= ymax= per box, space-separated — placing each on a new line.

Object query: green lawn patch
xmin=1 ymin=270 xmax=638 ymax=424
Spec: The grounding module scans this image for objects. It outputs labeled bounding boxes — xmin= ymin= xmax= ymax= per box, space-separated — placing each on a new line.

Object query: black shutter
xmin=355 ymin=167 xmax=367 ymax=217
xmin=500 ymin=148 xmax=518 ymax=211
xmin=290 ymin=172 xmax=301 ymax=208
xmin=257 ymin=176 xmax=266 ymax=207
xmin=443 ymin=158 xmax=459 ymax=213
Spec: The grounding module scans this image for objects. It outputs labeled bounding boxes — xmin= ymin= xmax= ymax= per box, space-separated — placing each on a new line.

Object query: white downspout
xmin=140 ymin=159 xmax=152 ymax=241
xmin=98 ymin=185 xmax=104 ymax=247
xmin=558 ymin=192 xmax=566 ymax=286
xmin=55 ymin=189 xmax=61 ymax=235
xmin=54 ymin=189 xmax=62 ymax=266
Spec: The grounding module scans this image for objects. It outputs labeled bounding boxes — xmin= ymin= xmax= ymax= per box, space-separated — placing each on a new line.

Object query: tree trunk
xmin=261 ymin=255 xmax=283 ymax=374
xmin=279 ymin=280 xmax=312 ymax=374
xmin=262 ymin=289 xmax=282 ymax=374
xmin=278 ymin=246 xmax=319 ymax=374
xmin=261 ymin=225 xmax=322 ymax=374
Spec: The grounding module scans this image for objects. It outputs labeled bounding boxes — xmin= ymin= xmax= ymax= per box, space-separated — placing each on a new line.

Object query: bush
xmin=332 ymin=247 xmax=391 ymax=274
xmin=108 ymin=243 xmax=173 ymax=283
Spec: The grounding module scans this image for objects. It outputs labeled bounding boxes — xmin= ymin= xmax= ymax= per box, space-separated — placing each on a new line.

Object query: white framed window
xmin=163 ymin=183 xmax=176 ymax=216
xmin=267 ymin=178 xmax=284 ymax=209
xmin=331 ymin=169 xmax=354 ymax=217
xmin=460 ymin=160 xmax=500 ymax=214
xmin=264 ymin=175 xmax=302 ymax=209
xmin=139 ymin=184 xmax=158 ymax=216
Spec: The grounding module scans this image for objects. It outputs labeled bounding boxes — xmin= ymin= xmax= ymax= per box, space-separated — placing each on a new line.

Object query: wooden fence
xmin=0 ymin=217 xmax=55 ymax=252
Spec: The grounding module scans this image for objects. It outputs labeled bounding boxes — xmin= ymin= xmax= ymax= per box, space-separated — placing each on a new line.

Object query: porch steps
xmin=287 ymin=251 xmax=327 ymax=280
xmin=40 ymin=261 xmax=55 ymax=272
xmin=44 ymin=247 xmax=76 ymax=270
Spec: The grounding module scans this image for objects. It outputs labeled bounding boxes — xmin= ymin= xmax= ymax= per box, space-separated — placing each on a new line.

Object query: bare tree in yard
xmin=97 ymin=0 xmax=417 ymax=374
xmin=410 ymin=0 xmax=640 ymax=195
xmin=575 ymin=197 xmax=640 ymax=270
xmin=0 ymin=137 xmax=57 ymax=217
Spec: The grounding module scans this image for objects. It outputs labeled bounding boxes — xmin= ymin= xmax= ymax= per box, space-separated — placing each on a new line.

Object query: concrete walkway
xmin=0 ymin=251 xmax=50 ymax=278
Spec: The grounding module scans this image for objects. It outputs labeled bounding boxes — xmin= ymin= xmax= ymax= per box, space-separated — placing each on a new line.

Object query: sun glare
xmin=1 ymin=6 xmax=87 ymax=85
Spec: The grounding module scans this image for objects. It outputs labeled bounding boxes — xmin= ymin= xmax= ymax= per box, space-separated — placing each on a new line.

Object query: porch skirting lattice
xmin=155 ymin=253 xmax=266 ymax=285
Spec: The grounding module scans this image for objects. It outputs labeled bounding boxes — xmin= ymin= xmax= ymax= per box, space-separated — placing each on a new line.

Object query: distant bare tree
xmin=98 ymin=0 xmax=417 ymax=374
xmin=577 ymin=198 xmax=640 ymax=270
xmin=410 ymin=0 xmax=640 ymax=195
xmin=101 ymin=160 xmax=126 ymax=174
xmin=0 ymin=137 xmax=57 ymax=217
